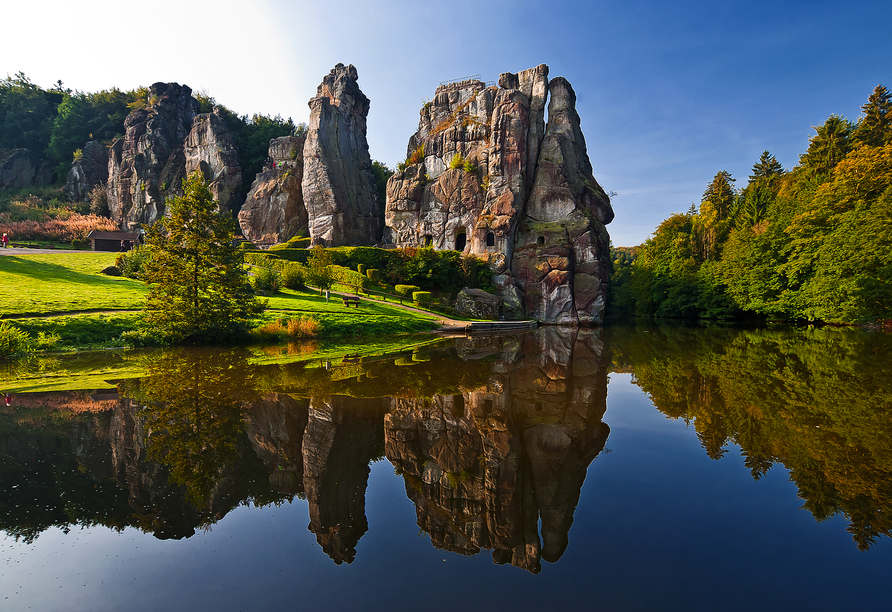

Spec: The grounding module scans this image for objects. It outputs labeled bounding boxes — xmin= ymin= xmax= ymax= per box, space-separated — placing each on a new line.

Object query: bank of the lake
xmin=0 ymin=251 xmax=444 ymax=352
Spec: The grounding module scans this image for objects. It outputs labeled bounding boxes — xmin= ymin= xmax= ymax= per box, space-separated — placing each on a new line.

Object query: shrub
xmin=0 ymin=321 xmax=33 ymax=358
xmin=251 ymin=266 xmax=280 ymax=292
xmin=239 ymin=241 xmax=257 ymax=250
xmin=366 ymin=268 xmax=380 ymax=282
xmin=357 ymin=263 xmax=366 ymax=275
xmin=407 ymin=143 xmax=425 ymax=166
xmin=412 ymin=291 xmax=432 ymax=306
xmin=395 ymin=284 xmax=421 ymax=297
xmin=463 ymin=159 xmax=477 ymax=173
xmin=329 ymin=264 xmax=369 ymax=290
xmin=0 ymin=213 xmax=119 ymax=242
xmin=449 ymin=153 xmax=466 ymax=170
xmin=115 ymin=244 xmax=152 ymax=279
xmin=280 ymin=263 xmax=304 ymax=289
xmin=252 ymin=316 xmax=320 ymax=340
xmin=89 ymin=185 xmax=109 ymax=217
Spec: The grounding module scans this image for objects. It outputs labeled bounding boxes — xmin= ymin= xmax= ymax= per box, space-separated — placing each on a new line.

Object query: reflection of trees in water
xmin=0 ymin=333 xmax=609 ymax=570
xmin=610 ymin=324 xmax=892 ymax=550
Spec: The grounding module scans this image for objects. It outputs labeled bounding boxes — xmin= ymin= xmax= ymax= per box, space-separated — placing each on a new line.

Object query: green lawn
xmin=0 ymin=253 xmax=147 ymax=316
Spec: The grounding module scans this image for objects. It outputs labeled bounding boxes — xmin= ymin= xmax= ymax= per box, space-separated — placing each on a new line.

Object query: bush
xmin=357 ymin=263 xmax=366 ymax=276
xmin=239 ymin=241 xmax=257 ymax=250
xmin=395 ymin=284 xmax=421 ymax=297
xmin=89 ymin=185 xmax=109 ymax=217
xmin=252 ymin=316 xmax=320 ymax=340
xmin=280 ymin=263 xmax=304 ymax=290
xmin=412 ymin=291 xmax=432 ymax=306
xmin=251 ymin=266 xmax=280 ymax=292
xmin=0 ymin=321 xmax=33 ymax=358
xmin=449 ymin=153 xmax=466 ymax=170
xmin=366 ymin=268 xmax=380 ymax=282
xmin=115 ymin=244 xmax=152 ymax=279
xmin=329 ymin=264 xmax=369 ymax=290
xmin=271 ymin=235 xmax=311 ymax=250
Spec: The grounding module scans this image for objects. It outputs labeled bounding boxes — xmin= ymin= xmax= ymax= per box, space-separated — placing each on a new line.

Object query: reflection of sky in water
xmin=1 ymin=371 xmax=890 ymax=611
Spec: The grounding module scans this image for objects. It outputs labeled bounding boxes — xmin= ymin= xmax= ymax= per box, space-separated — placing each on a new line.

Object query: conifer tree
xmin=853 ymin=84 xmax=892 ymax=147
xmin=143 ymin=171 xmax=263 ymax=343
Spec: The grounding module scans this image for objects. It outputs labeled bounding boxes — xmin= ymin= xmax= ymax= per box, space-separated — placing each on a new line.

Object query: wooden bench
xmin=343 ymin=296 xmax=360 ymax=308
xmin=342 ymin=353 xmax=361 ymax=363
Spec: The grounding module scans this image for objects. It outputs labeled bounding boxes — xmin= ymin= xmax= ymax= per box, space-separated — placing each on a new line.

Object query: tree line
xmin=0 ymin=72 xmax=302 ymax=199
xmin=611 ymin=84 xmax=892 ymax=324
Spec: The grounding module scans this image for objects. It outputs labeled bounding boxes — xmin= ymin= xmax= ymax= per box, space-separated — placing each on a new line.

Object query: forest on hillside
xmin=0 ymin=72 xmax=301 ymax=199
xmin=611 ymin=84 xmax=892 ymax=325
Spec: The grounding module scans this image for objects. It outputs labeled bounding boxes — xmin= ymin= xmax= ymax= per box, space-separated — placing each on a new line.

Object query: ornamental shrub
xmin=357 ymin=263 xmax=366 ymax=275
xmin=412 ymin=291 xmax=432 ymax=306
xmin=251 ymin=266 xmax=280 ymax=292
xmin=366 ymin=268 xmax=380 ymax=282
xmin=395 ymin=284 xmax=420 ymax=297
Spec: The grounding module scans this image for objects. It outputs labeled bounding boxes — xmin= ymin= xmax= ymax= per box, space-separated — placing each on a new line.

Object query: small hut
xmin=87 ymin=230 xmax=142 ymax=252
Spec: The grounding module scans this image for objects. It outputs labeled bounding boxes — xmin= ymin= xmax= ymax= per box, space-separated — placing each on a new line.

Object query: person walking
xmin=2 ymin=232 xmax=8 ymax=248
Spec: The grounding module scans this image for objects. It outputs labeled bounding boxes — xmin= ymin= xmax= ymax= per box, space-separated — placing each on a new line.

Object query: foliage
xmin=395 ymin=284 xmax=421 ymax=297
xmin=115 ymin=244 xmax=153 ymax=279
xmin=0 ymin=212 xmax=118 ymax=243
xmin=366 ymin=268 xmax=381 ymax=282
xmin=304 ymin=245 xmax=335 ymax=290
xmin=251 ymin=266 xmax=280 ymax=292
xmin=142 ymin=171 xmax=263 ymax=343
xmin=251 ymin=316 xmax=320 ymax=341
xmin=0 ymin=321 xmax=34 ymax=359
xmin=370 ymin=160 xmax=393 ymax=220
xmin=612 ymin=83 xmax=892 ymax=324
xmin=449 ymin=153 xmax=466 ymax=170
xmin=412 ymin=291 xmax=432 ymax=305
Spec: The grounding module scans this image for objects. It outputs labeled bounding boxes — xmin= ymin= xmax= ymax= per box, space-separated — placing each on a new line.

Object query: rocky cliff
xmin=106 ymin=83 xmax=241 ymax=230
xmin=64 ymin=140 xmax=108 ymax=202
xmin=302 ymin=64 xmax=380 ymax=246
xmin=237 ymin=135 xmax=307 ymax=245
xmin=0 ymin=148 xmax=52 ymax=189
xmin=384 ymin=65 xmax=614 ymax=325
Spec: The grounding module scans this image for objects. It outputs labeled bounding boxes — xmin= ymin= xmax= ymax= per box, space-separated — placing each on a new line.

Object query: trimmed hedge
xmin=395 ymin=284 xmax=420 ymax=297
xmin=366 ymin=268 xmax=380 ymax=282
xmin=412 ymin=291 xmax=432 ymax=305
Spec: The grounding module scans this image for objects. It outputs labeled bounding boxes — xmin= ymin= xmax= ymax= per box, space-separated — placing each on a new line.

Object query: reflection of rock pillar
xmin=302 ymin=396 xmax=384 ymax=564
xmin=245 ymin=393 xmax=309 ymax=495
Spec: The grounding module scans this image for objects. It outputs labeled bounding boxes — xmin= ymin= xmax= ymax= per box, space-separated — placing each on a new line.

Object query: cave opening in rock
xmin=537 ymin=235 xmax=545 ymax=245
xmin=424 ymin=234 xmax=433 ymax=246
xmin=486 ymin=232 xmax=495 ymax=247
xmin=452 ymin=394 xmax=465 ymax=418
xmin=455 ymin=228 xmax=467 ymax=251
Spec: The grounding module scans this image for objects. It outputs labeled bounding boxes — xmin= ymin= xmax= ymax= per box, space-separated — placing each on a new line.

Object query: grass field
xmin=0 ymin=252 xmax=147 ymax=316
xmin=1 ymin=253 xmax=442 ymax=351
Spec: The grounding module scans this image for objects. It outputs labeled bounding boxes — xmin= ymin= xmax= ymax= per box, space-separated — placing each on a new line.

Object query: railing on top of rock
xmin=439 ymin=74 xmax=482 ymax=86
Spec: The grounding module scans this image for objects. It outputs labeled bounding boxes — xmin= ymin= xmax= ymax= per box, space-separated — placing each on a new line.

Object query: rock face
xmin=106 ymin=83 xmax=241 ymax=230
xmin=0 ymin=148 xmax=52 ymax=189
xmin=237 ymin=135 xmax=307 ymax=245
xmin=454 ymin=288 xmax=501 ymax=319
xmin=64 ymin=140 xmax=108 ymax=202
xmin=301 ymin=64 xmax=380 ymax=246
xmin=384 ymin=65 xmax=614 ymax=325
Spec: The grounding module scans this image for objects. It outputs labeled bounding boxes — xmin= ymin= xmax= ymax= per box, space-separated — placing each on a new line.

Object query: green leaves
xmin=142 ymin=171 xmax=263 ymax=343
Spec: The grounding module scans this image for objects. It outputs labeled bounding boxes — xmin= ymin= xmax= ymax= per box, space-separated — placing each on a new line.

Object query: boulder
xmin=0 ymin=148 xmax=52 ymax=189
xmin=64 ymin=141 xmax=108 ymax=202
xmin=302 ymin=64 xmax=380 ymax=246
xmin=238 ymin=135 xmax=307 ymax=245
xmin=454 ymin=288 xmax=501 ymax=320
xmin=384 ymin=65 xmax=614 ymax=325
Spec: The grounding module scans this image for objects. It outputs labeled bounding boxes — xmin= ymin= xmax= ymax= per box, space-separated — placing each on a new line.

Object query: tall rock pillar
xmin=302 ymin=64 xmax=380 ymax=246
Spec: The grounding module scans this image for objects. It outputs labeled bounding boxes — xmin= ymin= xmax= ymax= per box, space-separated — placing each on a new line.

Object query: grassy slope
xmin=2 ymin=253 xmax=441 ymax=349
xmin=0 ymin=253 xmax=146 ymax=315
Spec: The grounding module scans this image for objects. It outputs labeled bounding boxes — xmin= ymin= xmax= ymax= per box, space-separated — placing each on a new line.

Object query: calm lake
xmin=1 ymin=324 xmax=890 ymax=611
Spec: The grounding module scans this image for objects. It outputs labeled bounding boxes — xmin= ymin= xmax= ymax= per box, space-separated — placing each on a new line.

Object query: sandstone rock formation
xmin=106 ymin=83 xmax=241 ymax=230
xmin=64 ymin=140 xmax=108 ymax=202
xmin=454 ymin=287 xmax=501 ymax=319
xmin=237 ymin=135 xmax=307 ymax=245
xmin=0 ymin=148 xmax=52 ymax=189
xmin=384 ymin=65 xmax=614 ymax=325
xmin=301 ymin=64 xmax=380 ymax=246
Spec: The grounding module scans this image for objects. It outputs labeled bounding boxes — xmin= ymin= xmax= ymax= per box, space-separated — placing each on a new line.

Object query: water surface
xmin=1 ymin=325 xmax=889 ymax=611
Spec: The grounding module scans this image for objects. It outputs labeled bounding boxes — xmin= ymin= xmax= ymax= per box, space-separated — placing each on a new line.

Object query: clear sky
xmin=3 ymin=0 xmax=890 ymax=246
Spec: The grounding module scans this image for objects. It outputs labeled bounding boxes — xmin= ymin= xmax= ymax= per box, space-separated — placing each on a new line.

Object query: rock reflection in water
xmin=386 ymin=327 xmax=609 ymax=573
xmin=0 ymin=329 xmax=609 ymax=570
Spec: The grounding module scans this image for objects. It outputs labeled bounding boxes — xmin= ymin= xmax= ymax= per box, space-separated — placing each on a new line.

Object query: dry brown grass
xmin=254 ymin=316 xmax=321 ymax=340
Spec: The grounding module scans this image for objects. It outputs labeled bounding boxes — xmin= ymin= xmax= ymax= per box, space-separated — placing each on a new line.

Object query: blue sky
xmin=3 ymin=0 xmax=890 ymax=246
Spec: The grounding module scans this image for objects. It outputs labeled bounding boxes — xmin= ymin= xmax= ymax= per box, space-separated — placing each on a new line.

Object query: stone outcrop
xmin=384 ymin=64 xmax=614 ymax=325
xmin=106 ymin=83 xmax=241 ymax=230
xmin=0 ymin=148 xmax=52 ymax=189
xmin=237 ymin=135 xmax=307 ymax=245
xmin=64 ymin=140 xmax=108 ymax=202
xmin=301 ymin=64 xmax=380 ymax=246
xmin=454 ymin=288 xmax=501 ymax=319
